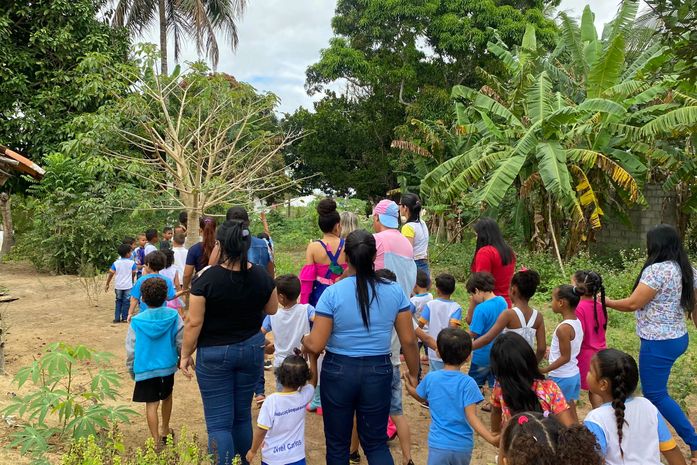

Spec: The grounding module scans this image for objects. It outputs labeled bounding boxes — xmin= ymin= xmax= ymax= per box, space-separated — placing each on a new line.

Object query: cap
xmin=373 ymin=199 xmax=399 ymax=229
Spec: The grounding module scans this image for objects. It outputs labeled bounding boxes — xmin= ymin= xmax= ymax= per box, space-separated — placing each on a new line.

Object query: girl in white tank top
xmin=541 ymin=284 xmax=585 ymax=423
xmin=471 ymin=269 xmax=547 ymax=362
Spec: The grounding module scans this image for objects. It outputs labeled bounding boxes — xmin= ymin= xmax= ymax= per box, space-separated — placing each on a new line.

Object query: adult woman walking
xmin=180 ymin=220 xmax=278 ymax=465
xmin=400 ymin=193 xmax=430 ymax=276
xmin=182 ymin=216 xmax=217 ymax=290
xmin=302 ymin=230 xmax=420 ymax=465
xmin=606 ymin=224 xmax=697 ymax=462
xmin=299 ymin=199 xmax=348 ymax=306
xmin=469 ymin=218 xmax=516 ymax=310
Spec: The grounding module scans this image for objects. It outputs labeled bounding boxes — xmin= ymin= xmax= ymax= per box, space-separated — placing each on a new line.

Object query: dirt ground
xmin=0 ymin=262 xmax=513 ymax=464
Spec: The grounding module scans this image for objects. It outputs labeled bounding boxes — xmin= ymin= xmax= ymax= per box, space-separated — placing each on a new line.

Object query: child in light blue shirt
xmin=404 ymin=328 xmax=499 ymax=465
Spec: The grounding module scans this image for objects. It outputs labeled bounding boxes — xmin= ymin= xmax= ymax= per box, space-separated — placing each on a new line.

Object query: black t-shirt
xmin=191 ymin=264 xmax=275 ymax=347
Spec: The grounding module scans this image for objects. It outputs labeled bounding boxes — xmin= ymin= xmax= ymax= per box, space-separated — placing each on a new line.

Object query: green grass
xmin=270 ymin=217 xmax=697 ymax=406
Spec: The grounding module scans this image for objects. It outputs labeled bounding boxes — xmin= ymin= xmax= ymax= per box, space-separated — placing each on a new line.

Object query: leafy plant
xmin=61 ymin=429 xmax=213 ymax=465
xmin=3 ymin=343 xmax=137 ymax=462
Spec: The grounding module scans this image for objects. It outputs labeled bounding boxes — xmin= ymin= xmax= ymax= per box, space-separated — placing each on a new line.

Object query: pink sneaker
xmin=316 ymin=407 xmax=323 ymax=416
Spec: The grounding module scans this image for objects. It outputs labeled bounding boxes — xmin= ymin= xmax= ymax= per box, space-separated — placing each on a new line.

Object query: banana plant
xmin=418 ymin=0 xmax=697 ymax=254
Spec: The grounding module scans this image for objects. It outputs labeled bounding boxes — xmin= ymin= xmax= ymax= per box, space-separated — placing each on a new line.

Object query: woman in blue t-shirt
xmin=302 ymin=229 xmax=420 ymax=465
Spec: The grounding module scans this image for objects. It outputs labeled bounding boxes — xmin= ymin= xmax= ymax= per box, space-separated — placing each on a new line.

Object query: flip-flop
xmin=161 ymin=429 xmax=175 ymax=445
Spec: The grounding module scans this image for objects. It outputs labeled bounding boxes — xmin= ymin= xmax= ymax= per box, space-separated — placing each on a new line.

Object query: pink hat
xmin=372 ymin=199 xmax=399 ymax=229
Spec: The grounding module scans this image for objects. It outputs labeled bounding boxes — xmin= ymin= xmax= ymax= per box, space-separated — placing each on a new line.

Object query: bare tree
xmin=105 ymin=63 xmax=303 ymax=246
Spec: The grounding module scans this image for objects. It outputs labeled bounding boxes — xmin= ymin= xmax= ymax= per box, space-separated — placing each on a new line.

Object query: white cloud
xmin=137 ymin=1 xmax=643 ymax=114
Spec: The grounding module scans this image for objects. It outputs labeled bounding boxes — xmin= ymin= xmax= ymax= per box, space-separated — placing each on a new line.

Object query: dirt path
xmin=0 ymin=262 xmax=508 ymax=464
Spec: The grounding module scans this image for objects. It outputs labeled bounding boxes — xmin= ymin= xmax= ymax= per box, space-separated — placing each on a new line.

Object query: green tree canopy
xmin=0 ymin=0 xmax=132 ymax=160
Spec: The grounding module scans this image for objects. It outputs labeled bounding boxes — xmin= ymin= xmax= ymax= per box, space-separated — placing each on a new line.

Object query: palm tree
xmin=112 ymin=0 xmax=246 ymax=75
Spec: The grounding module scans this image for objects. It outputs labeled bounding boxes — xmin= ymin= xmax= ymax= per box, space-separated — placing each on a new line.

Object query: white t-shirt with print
xmin=257 ymin=385 xmax=315 ymax=465
xmin=637 ymin=261 xmax=697 ymax=340
xmin=262 ymin=304 xmax=315 ymax=367
xmin=410 ymin=292 xmax=433 ymax=320
xmin=110 ymin=258 xmax=136 ymax=290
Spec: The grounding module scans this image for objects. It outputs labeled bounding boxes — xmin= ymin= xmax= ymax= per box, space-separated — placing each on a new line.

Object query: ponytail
xmin=200 ymin=216 xmax=218 ymax=266
xmin=555 ymin=284 xmax=582 ymax=309
xmin=344 ymin=229 xmax=382 ymax=329
xmin=400 ymin=193 xmax=422 ymax=223
xmin=573 ymin=270 xmax=608 ymax=334
xmin=216 ymin=219 xmax=250 ymax=273
xmin=595 ymin=349 xmax=639 ymax=459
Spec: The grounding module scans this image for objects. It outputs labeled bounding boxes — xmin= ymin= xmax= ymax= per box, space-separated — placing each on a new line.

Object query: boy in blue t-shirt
xmin=105 ymin=243 xmax=137 ymax=323
xmin=128 ymin=251 xmax=178 ymax=321
xmin=126 ymin=277 xmax=183 ymax=444
xmin=466 ymin=272 xmax=508 ymax=390
xmin=404 ymin=328 xmax=499 ymax=465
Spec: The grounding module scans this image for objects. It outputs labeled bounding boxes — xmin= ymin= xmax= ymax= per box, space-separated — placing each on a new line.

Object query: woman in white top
xmin=606 ymin=224 xmax=697 ymax=462
xmin=541 ymin=284 xmax=584 ymax=424
xmin=399 ymin=193 xmax=430 ymax=277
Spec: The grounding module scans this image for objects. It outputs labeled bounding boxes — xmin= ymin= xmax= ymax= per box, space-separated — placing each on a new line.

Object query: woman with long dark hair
xmin=400 ymin=193 xmax=430 ymax=276
xmin=606 ymin=224 xmax=697 ymax=460
xmin=180 ymin=220 xmax=278 ymax=465
xmin=469 ymin=217 xmax=516 ymax=309
xmin=302 ymin=229 xmax=420 ymax=465
xmin=182 ymin=216 xmax=217 ymax=290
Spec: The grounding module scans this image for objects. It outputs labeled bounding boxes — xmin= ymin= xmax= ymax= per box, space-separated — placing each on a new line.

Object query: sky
xmin=146 ymin=1 xmax=632 ymax=115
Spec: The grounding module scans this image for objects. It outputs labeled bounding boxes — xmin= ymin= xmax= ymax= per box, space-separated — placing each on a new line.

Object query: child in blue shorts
xmin=541 ymin=284 xmax=585 ymax=423
xmin=404 ymin=328 xmax=499 ymax=465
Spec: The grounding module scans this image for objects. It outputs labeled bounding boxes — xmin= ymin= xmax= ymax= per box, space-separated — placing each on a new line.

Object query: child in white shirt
xmin=584 ymin=349 xmax=684 ymax=465
xmin=171 ymin=232 xmax=188 ymax=280
xmin=105 ymin=243 xmax=137 ymax=323
xmin=247 ymin=355 xmax=318 ymax=465
xmin=418 ymin=273 xmax=462 ymax=371
xmin=262 ymin=274 xmax=315 ymax=391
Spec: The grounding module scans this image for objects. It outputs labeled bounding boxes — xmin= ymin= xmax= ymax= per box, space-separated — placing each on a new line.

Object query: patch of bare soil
xmin=1 ymin=261 xmax=676 ymax=465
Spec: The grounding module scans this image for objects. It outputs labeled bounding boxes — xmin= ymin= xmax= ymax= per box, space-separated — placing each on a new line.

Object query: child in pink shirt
xmin=573 ymin=270 xmax=607 ymax=408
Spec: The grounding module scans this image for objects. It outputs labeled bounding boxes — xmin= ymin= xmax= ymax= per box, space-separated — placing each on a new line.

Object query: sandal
xmin=160 ymin=429 xmax=175 ymax=445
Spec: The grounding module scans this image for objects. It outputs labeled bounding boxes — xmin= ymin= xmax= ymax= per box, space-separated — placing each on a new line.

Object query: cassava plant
xmin=2 ymin=343 xmax=137 ymax=462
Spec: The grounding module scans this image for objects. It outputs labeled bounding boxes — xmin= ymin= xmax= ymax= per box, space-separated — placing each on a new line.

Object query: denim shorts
xmin=427 ymin=447 xmax=472 ymax=465
xmin=390 ymin=365 xmax=403 ymax=415
xmin=429 ymin=358 xmax=445 ymax=371
xmin=550 ymin=374 xmax=581 ymax=401
xmin=468 ymin=362 xmax=495 ymax=388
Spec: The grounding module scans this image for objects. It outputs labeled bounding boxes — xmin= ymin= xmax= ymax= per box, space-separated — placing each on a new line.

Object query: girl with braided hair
xmin=584 ymin=349 xmax=686 ymax=465
xmin=499 ymin=412 xmax=602 ymax=465
xmin=573 ymin=270 xmax=608 ymax=408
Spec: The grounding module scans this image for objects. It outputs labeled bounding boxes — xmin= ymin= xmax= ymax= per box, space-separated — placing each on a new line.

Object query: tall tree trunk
xmin=158 ymin=0 xmax=168 ymax=76
xmin=0 ymin=192 xmax=14 ymax=257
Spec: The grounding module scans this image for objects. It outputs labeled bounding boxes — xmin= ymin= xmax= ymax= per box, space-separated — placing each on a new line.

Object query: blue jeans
xmin=320 ymin=352 xmax=394 ymax=465
xmin=415 ymin=259 xmax=430 ymax=279
xmin=196 ymin=332 xmax=265 ymax=465
xmin=254 ymin=362 xmax=265 ymax=397
xmin=640 ymin=335 xmax=697 ymax=450
xmin=114 ymin=289 xmax=131 ymax=321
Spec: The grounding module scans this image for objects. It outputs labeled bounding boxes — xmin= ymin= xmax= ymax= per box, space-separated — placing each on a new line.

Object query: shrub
xmin=61 ymin=429 xmax=213 ymax=465
xmin=2 ymin=343 xmax=137 ymax=462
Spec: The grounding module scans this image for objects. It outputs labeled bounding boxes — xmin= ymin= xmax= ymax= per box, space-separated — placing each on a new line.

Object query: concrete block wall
xmin=592 ymin=184 xmax=678 ymax=252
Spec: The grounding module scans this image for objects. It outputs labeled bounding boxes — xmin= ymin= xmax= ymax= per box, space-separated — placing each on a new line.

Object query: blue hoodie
xmin=126 ymin=306 xmax=183 ymax=382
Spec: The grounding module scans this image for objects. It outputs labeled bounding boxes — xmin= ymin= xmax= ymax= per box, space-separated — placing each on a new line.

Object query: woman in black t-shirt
xmin=180 ymin=220 xmax=277 ymax=465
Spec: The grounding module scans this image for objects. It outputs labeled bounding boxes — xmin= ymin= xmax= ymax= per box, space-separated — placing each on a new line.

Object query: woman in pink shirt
xmin=573 ymin=270 xmax=607 ymax=408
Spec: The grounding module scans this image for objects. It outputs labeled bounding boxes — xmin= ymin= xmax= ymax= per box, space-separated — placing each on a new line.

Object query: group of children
xmin=114 ymin=224 xmax=688 ymax=465
xmin=105 ymin=227 xmax=189 ymax=323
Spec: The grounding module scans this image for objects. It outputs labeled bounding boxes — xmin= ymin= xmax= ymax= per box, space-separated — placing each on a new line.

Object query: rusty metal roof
xmin=0 ymin=145 xmax=45 ymax=180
